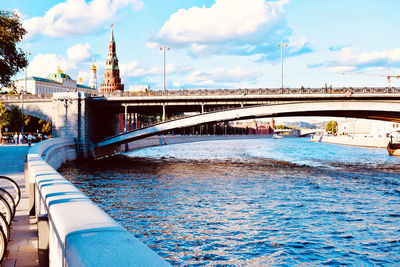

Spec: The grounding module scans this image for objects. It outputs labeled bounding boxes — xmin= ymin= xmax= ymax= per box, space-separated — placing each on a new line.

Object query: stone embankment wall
xmin=26 ymin=138 xmax=170 ymax=267
xmin=311 ymin=135 xmax=390 ymax=148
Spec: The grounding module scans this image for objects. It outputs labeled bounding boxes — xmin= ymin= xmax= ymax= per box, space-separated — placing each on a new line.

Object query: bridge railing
xmin=2 ymin=86 xmax=400 ymax=101
xmin=98 ymin=87 xmax=400 ymax=97
xmin=0 ymin=93 xmax=53 ymax=101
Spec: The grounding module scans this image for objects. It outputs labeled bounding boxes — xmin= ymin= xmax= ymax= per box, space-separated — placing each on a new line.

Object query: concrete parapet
xmin=311 ymin=135 xmax=390 ymax=148
xmin=94 ymin=135 xmax=274 ymax=159
xmin=26 ymin=138 xmax=170 ymax=267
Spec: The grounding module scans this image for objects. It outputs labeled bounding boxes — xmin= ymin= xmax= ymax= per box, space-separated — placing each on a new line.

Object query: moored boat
xmin=387 ymin=141 xmax=400 ymax=156
xmin=273 ymin=134 xmax=283 ymax=139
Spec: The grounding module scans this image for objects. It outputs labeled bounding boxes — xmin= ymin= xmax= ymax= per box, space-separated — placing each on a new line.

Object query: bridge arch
xmin=94 ymin=100 xmax=400 ymax=155
xmin=3 ymin=100 xmax=53 ymax=122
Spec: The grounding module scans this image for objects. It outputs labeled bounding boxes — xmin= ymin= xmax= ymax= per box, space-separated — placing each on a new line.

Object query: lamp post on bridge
xmin=63 ymin=98 xmax=73 ymax=137
xmin=160 ymin=45 xmax=170 ymax=93
xmin=277 ymin=41 xmax=287 ymax=92
xmin=22 ymin=49 xmax=30 ymax=138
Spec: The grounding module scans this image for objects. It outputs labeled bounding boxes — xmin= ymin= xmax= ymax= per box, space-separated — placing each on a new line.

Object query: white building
xmin=15 ymin=67 xmax=97 ymax=95
xmin=338 ymin=118 xmax=400 ymax=138
xmin=89 ymin=63 xmax=97 ymax=90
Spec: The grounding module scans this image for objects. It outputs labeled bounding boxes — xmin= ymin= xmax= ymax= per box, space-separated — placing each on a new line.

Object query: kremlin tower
xmin=89 ymin=62 xmax=97 ymax=90
xmin=100 ymin=24 xmax=124 ymax=94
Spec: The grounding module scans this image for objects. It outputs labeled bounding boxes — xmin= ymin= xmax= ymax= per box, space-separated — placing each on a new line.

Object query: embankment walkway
xmin=0 ymin=144 xmax=38 ymax=267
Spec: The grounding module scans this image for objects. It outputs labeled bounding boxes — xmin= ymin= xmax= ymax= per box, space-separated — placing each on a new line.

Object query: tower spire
xmin=110 ymin=24 xmax=114 ymax=42
xmin=100 ymin=24 xmax=124 ymax=94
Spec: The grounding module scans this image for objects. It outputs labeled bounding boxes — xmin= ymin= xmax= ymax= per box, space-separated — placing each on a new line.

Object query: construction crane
xmin=341 ymin=68 xmax=400 ymax=87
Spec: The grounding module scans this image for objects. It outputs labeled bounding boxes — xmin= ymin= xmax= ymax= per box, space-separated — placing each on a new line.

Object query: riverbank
xmin=311 ymin=135 xmax=390 ymax=148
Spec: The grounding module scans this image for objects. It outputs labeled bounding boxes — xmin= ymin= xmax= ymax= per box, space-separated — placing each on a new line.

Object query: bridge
xmin=274 ymin=128 xmax=324 ymax=137
xmin=2 ymin=87 xmax=400 ymax=158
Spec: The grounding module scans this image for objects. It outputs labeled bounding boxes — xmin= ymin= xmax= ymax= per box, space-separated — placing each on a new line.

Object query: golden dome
xmin=90 ymin=64 xmax=97 ymax=71
xmin=57 ymin=66 xmax=63 ymax=74
xmin=77 ymin=77 xmax=84 ymax=83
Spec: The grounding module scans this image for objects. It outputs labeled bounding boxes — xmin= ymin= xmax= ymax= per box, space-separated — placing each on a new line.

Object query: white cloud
xmin=327 ymin=66 xmax=356 ymax=73
xmin=157 ymin=0 xmax=289 ymax=46
xmin=185 ymin=67 xmax=262 ymax=86
xmin=322 ymin=47 xmax=400 ymax=72
xmin=23 ymin=0 xmax=144 ymax=39
xmin=337 ymin=47 xmax=400 ymax=66
xmin=145 ymin=42 xmax=160 ymax=49
xmin=120 ymin=61 xmax=191 ymax=77
xmin=26 ymin=54 xmax=77 ymax=78
xmin=67 ymin=43 xmax=92 ymax=62
xmin=151 ymin=0 xmax=299 ymax=59
xmin=21 ymin=43 xmax=99 ymax=81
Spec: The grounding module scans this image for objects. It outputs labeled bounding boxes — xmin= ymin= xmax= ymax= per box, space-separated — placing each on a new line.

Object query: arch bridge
xmin=3 ymin=89 xmax=400 ymax=158
xmin=92 ymin=100 xmax=400 ymax=158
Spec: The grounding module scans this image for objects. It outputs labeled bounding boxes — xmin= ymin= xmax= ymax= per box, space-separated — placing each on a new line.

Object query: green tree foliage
xmin=38 ymin=119 xmax=51 ymax=134
xmin=275 ymin=125 xmax=295 ymax=130
xmin=6 ymin=105 xmax=23 ymax=132
xmin=2 ymin=105 xmax=52 ymax=134
xmin=0 ymin=10 xmax=28 ymax=87
xmin=325 ymin=120 xmax=338 ymax=134
xmin=0 ymin=101 xmax=10 ymax=131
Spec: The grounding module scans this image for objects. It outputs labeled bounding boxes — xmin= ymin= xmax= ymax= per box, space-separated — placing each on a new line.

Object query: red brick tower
xmin=100 ymin=24 xmax=124 ymax=94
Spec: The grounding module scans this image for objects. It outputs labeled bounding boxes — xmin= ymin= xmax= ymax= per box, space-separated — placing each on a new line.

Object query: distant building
xmin=14 ymin=66 xmax=97 ymax=95
xmin=338 ymin=118 xmax=400 ymax=138
xmin=100 ymin=25 xmax=124 ymax=94
xmin=234 ymin=119 xmax=275 ymax=135
xmin=89 ymin=63 xmax=97 ymax=90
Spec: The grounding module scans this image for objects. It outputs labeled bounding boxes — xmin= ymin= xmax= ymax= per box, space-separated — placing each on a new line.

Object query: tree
xmin=5 ymin=106 xmax=23 ymax=132
xmin=0 ymin=10 xmax=28 ymax=87
xmin=0 ymin=101 xmax=10 ymax=132
xmin=38 ymin=119 xmax=51 ymax=135
xmin=325 ymin=120 xmax=338 ymax=134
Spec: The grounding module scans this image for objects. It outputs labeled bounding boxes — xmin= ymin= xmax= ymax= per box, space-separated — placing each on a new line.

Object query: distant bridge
xmin=274 ymin=128 xmax=324 ymax=136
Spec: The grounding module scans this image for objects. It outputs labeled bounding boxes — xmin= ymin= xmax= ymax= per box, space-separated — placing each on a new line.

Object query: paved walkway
xmin=0 ymin=144 xmax=38 ymax=267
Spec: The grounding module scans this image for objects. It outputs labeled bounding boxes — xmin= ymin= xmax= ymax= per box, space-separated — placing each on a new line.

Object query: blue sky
xmin=3 ymin=0 xmax=400 ymax=90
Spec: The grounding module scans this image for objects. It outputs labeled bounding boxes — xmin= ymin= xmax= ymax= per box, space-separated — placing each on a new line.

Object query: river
xmin=59 ymin=137 xmax=400 ymax=266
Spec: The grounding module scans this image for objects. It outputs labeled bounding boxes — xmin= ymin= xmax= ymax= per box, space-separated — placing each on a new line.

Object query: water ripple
xmin=60 ymin=138 xmax=400 ymax=266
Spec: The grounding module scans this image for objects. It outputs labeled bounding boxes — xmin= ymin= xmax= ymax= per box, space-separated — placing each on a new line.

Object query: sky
xmin=3 ymin=0 xmax=400 ymax=91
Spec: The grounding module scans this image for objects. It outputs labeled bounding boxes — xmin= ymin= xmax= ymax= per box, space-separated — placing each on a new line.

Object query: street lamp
xmin=22 ymin=49 xmax=31 ymax=137
xmin=160 ymin=45 xmax=170 ymax=92
xmin=63 ymin=98 xmax=73 ymax=136
xmin=277 ymin=41 xmax=288 ymax=91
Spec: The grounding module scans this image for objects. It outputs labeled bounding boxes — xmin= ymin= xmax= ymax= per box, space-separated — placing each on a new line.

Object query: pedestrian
xmin=27 ymin=133 xmax=33 ymax=147
xmin=18 ymin=133 xmax=23 ymax=145
xmin=13 ymin=133 xmax=18 ymax=144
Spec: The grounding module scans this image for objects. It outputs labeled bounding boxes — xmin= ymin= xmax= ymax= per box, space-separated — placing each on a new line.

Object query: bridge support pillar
xmin=162 ymin=104 xmax=166 ymax=121
xmin=124 ymin=104 xmax=128 ymax=132
xmin=52 ymin=92 xmax=91 ymax=158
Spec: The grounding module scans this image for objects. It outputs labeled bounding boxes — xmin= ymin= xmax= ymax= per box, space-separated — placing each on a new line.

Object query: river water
xmin=60 ymin=137 xmax=400 ymax=266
